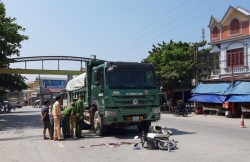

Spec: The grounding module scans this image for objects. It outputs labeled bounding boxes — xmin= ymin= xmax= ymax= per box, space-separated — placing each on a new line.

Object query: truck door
xmin=92 ymin=67 xmax=104 ymax=108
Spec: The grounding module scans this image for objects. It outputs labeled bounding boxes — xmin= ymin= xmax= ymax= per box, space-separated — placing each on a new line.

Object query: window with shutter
xmin=227 ymin=48 xmax=244 ymax=67
xmin=212 ymin=27 xmax=219 ymax=39
xmin=230 ymin=19 xmax=241 ymax=35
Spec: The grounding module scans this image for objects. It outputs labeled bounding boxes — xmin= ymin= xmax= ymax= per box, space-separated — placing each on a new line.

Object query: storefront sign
xmin=42 ymin=80 xmax=66 ymax=89
xmin=30 ymin=92 xmax=37 ymax=98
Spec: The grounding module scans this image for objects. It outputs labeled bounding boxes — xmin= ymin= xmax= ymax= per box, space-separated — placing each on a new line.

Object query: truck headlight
xmin=105 ymin=111 xmax=116 ymax=117
xmin=153 ymin=107 xmax=160 ymax=113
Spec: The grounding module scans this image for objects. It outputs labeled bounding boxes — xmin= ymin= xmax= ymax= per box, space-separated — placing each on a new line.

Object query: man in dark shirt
xmin=41 ymin=100 xmax=53 ymax=140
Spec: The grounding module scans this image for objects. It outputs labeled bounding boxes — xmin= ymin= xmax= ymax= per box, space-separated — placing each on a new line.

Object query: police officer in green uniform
xmin=50 ymin=104 xmax=54 ymax=136
xmin=75 ymin=95 xmax=84 ymax=138
xmin=62 ymin=103 xmax=76 ymax=138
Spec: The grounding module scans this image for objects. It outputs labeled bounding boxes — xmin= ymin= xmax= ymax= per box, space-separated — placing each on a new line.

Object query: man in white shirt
xmin=52 ymin=95 xmax=63 ymax=141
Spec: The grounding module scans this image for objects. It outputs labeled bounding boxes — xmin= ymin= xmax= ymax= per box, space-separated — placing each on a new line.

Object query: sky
xmin=3 ymin=0 xmax=249 ymax=81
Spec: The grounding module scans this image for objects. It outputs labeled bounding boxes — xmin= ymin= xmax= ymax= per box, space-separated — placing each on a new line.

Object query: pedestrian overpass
xmin=0 ymin=55 xmax=100 ymax=105
xmin=0 ymin=56 xmax=100 ymax=78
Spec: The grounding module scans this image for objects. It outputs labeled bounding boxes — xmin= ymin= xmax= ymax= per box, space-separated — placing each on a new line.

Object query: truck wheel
xmin=94 ymin=111 xmax=107 ymax=136
xmin=137 ymin=121 xmax=151 ymax=133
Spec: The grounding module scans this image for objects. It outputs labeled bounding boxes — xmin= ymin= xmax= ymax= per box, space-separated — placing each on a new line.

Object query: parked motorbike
xmin=173 ymin=100 xmax=188 ymax=117
xmin=134 ymin=125 xmax=177 ymax=150
xmin=173 ymin=108 xmax=188 ymax=117
xmin=4 ymin=104 xmax=11 ymax=113
xmin=160 ymin=103 xmax=168 ymax=111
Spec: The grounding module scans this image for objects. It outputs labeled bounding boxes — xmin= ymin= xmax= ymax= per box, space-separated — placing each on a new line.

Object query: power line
xmin=101 ymin=0 xmax=210 ymax=58
xmin=95 ymin=0 xmax=190 ymax=56
xmin=60 ymin=0 xmax=191 ymax=67
xmin=107 ymin=0 xmax=231 ymax=60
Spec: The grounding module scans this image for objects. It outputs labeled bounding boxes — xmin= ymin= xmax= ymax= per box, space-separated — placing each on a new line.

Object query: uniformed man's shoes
xmin=77 ymin=136 xmax=84 ymax=138
xmin=64 ymin=136 xmax=72 ymax=138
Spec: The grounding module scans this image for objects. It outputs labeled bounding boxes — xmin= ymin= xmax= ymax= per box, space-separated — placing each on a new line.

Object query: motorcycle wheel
xmin=183 ymin=110 xmax=188 ymax=117
xmin=157 ymin=140 xmax=176 ymax=150
xmin=173 ymin=110 xmax=178 ymax=116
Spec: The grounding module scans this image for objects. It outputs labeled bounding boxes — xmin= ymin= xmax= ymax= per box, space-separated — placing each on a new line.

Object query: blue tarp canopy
xmin=188 ymin=94 xmax=226 ymax=103
xmin=225 ymin=81 xmax=250 ymax=95
xmin=226 ymin=95 xmax=250 ymax=102
xmin=191 ymin=82 xmax=231 ymax=95
xmin=225 ymin=81 xmax=250 ymax=102
xmin=189 ymin=81 xmax=250 ymax=103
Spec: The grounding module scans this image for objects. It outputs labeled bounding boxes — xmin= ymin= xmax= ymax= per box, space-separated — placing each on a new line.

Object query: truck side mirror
xmin=94 ymin=70 xmax=101 ymax=86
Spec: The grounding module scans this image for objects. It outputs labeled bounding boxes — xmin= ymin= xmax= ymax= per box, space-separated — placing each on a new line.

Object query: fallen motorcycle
xmin=134 ymin=125 xmax=177 ymax=150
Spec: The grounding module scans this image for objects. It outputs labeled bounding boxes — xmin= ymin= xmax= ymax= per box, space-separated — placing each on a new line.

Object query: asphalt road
xmin=1 ymin=106 xmax=250 ymax=162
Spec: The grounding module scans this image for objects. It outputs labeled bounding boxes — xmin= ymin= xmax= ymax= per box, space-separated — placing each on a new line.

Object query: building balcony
xmin=226 ymin=66 xmax=247 ymax=74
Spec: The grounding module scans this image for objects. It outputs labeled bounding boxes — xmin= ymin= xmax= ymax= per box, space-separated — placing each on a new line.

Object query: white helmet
xmin=153 ymin=125 xmax=161 ymax=133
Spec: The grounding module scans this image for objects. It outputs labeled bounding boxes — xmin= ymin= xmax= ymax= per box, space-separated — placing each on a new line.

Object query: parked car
xmin=14 ymin=101 xmax=22 ymax=108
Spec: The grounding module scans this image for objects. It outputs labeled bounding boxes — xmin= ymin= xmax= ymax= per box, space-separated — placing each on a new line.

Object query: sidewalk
xmin=161 ymin=112 xmax=250 ymax=129
xmin=161 ymin=110 xmax=250 ymax=119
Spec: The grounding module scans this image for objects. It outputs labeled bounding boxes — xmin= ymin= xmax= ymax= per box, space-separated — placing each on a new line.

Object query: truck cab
xmin=66 ymin=60 xmax=160 ymax=136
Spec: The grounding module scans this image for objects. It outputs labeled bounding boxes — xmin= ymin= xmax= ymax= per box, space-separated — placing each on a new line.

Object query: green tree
xmin=197 ymin=47 xmax=212 ymax=79
xmin=142 ymin=40 xmax=207 ymax=92
xmin=0 ymin=1 xmax=29 ymax=95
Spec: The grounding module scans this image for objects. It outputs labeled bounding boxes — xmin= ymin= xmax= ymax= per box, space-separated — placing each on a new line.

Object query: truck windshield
xmin=106 ymin=69 xmax=157 ymax=89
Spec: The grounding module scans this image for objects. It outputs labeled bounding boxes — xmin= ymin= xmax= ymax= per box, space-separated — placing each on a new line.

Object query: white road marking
xmin=58 ymin=143 xmax=64 ymax=148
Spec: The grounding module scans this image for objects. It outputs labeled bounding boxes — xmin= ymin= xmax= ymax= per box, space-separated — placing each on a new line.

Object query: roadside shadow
xmin=107 ymin=126 xmax=140 ymax=140
xmin=172 ymin=115 xmax=193 ymax=118
xmin=0 ymin=134 xmax=42 ymax=141
xmin=0 ymin=114 xmax=43 ymax=131
xmin=168 ymin=128 xmax=196 ymax=136
xmin=3 ymin=111 xmax=38 ymax=114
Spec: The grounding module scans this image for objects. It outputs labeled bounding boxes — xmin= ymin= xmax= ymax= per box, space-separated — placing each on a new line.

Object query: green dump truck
xmin=66 ymin=60 xmax=160 ymax=136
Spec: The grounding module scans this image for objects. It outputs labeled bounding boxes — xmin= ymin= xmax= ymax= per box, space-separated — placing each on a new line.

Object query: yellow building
xmin=22 ymin=81 xmax=40 ymax=105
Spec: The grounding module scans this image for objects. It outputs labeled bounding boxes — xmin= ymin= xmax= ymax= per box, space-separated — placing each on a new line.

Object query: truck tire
xmin=137 ymin=121 xmax=151 ymax=133
xmin=94 ymin=111 xmax=107 ymax=136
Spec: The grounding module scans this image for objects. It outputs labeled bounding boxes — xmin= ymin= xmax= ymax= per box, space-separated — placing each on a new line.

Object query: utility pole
xmin=193 ymin=43 xmax=199 ymax=114
xmin=38 ymin=74 xmax=44 ymax=107
xmin=231 ymin=64 xmax=235 ymax=116
xmin=194 ymin=43 xmax=198 ymax=86
xmin=231 ymin=65 xmax=234 ymax=87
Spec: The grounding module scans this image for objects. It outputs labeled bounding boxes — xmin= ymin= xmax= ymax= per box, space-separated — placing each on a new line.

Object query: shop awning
xmin=191 ymin=82 xmax=231 ymax=95
xmin=226 ymin=81 xmax=250 ymax=95
xmin=188 ymin=94 xmax=226 ymax=103
xmin=226 ymin=95 xmax=250 ymax=102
